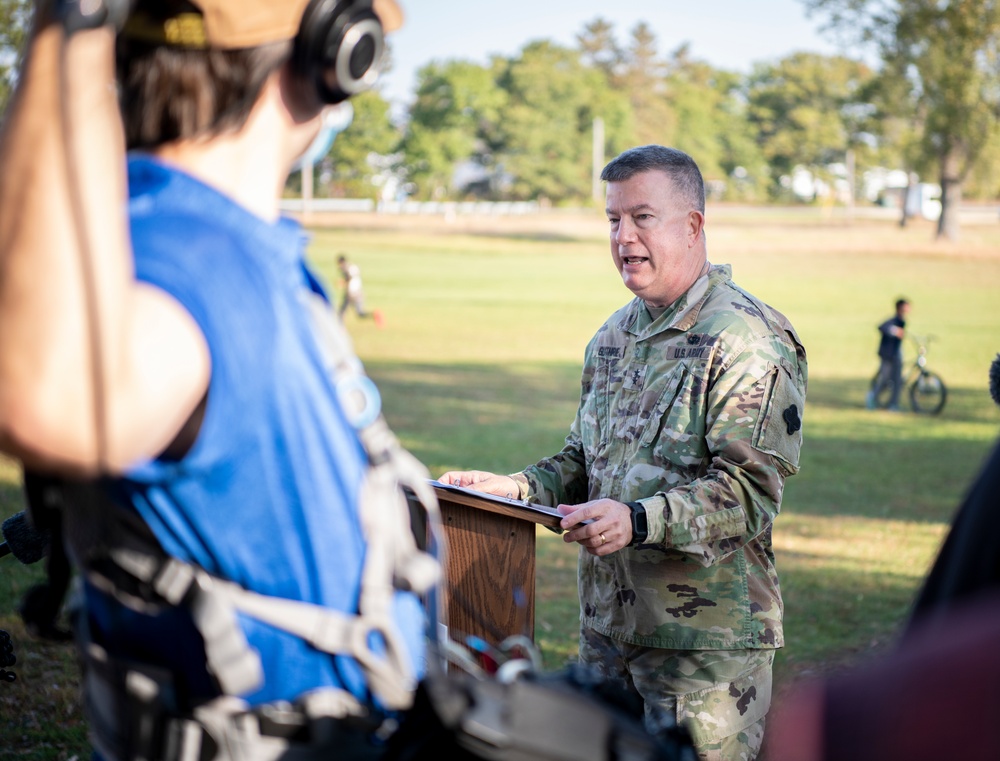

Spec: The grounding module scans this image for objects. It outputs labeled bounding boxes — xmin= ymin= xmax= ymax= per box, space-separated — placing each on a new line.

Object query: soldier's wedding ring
xmin=599 ymin=533 xmax=607 ymax=544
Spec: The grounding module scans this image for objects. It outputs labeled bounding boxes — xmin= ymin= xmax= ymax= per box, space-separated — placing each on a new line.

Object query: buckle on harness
xmin=256 ymin=701 xmax=310 ymax=741
xmin=153 ymin=559 xmax=197 ymax=605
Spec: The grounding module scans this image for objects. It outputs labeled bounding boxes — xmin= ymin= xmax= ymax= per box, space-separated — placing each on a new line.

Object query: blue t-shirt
xmin=85 ymin=155 xmax=426 ymax=708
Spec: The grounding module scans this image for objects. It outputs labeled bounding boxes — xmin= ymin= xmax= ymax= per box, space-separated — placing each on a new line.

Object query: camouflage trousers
xmin=579 ymin=627 xmax=774 ymax=761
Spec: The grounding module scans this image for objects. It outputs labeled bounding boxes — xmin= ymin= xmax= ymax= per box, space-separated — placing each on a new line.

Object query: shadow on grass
xmin=789 ymin=376 xmax=997 ymax=524
xmin=804 ymin=374 xmax=993 ymax=425
xmin=773 ymin=552 xmax=927 ymax=693
xmin=364 ymin=359 xmax=582 ymax=476
xmin=786 ymin=430 xmax=993 ymax=524
xmin=366 ymin=361 xmax=997 ymax=525
xmin=364 ymin=360 xmax=993 ymax=682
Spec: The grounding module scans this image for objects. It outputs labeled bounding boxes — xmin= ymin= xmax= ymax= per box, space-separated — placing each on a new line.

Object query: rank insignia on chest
xmin=624 ymin=365 xmax=648 ymax=391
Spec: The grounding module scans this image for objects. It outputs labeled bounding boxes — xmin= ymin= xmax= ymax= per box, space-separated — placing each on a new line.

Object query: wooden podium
xmin=427 ymin=484 xmax=562 ymax=648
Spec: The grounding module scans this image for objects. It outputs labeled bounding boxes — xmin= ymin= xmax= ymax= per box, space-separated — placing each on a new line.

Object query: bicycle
xmin=871 ymin=335 xmax=948 ymax=415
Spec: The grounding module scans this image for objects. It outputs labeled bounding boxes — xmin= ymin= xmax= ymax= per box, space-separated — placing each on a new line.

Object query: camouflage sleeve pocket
xmin=752 ymin=364 xmax=805 ymax=475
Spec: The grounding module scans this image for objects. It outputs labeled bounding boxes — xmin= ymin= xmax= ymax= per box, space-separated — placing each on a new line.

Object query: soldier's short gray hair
xmin=601 ymin=145 xmax=706 ymax=214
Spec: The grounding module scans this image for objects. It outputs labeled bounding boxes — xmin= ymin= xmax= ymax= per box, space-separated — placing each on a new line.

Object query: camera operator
xmin=0 ymin=2 xmax=443 ymax=759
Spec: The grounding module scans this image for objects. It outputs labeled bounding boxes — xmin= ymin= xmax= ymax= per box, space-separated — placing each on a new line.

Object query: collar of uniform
xmin=618 ymin=263 xmax=730 ymax=337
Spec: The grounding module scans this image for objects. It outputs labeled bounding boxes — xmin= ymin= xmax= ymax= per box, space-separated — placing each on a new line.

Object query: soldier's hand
xmin=437 ymin=470 xmax=520 ymax=499
xmin=558 ymin=499 xmax=632 ymax=556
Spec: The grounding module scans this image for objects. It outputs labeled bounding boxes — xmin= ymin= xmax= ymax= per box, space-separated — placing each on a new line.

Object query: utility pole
xmin=301 ymin=161 xmax=314 ymax=224
xmin=846 ymin=148 xmax=855 ymax=222
xmin=592 ymin=117 xmax=605 ymax=204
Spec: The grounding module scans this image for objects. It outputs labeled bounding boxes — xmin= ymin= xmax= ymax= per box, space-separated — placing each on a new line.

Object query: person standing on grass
xmin=866 ymin=298 xmax=910 ymax=411
xmin=440 ymin=145 xmax=808 ymax=761
xmin=338 ymin=253 xmax=384 ymax=326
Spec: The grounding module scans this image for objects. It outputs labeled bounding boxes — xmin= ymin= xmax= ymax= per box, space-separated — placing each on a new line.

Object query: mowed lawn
xmin=308 ymin=205 xmax=1000 ymax=684
xmin=2 ymin=205 xmax=999 ymax=758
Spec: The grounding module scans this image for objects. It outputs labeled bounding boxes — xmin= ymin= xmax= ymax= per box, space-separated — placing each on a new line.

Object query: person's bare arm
xmin=0 ymin=15 xmax=208 ymax=476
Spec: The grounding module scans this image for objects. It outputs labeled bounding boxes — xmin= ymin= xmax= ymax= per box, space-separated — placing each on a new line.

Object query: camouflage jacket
xmin=516 ymin=264 xmax=807 ymax=650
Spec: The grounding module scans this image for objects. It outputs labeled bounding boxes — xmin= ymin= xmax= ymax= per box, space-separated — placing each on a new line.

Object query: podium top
xmin=431 ymin=481 xmax=563 ymax=530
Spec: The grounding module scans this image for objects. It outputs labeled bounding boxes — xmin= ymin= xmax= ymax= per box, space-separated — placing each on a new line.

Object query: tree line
xmin=2 ymin=1 xmax=999 ymax=240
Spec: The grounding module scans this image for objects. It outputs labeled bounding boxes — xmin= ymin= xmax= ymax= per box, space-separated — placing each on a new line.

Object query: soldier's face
xmin=606 ymin=170 xmax=704 ymax=308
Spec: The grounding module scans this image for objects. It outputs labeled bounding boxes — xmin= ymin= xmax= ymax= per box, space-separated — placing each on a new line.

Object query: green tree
xmin=283 ymin=91 xmax=400 ymax=200
xmin=619 ymin=22 xmax=673 ymax=148
xmin=664 ymin=48 xmax=756 ymax=193
xmin=745 ymin=52 xmax=875 ymax=201
xmin=712 ymin=68 xmax=773 ymax=202
xmin=400 ymin=59 xmax=507 ymax=200
xmin=856 ymin=71 xmax=929 ymax=223
xmin=494 ymin=40 xmax=630 ymax=203
xmin=576 ymin=16 xmax=622 ymax=79
xmin=320 ymin=90 xmax=400 ymax=199
xmin=805 ymin=0 xmax=1000 ymax=240
xmin=0 ymin=0 xmax=31 ymax=112
xmin=575 ymin=18 xmax=768 ymax=201
xmin=577 ymin=18 xmax=673 ymax=171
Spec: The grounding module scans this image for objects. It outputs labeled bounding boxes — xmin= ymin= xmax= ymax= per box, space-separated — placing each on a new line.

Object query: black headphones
xmin=57 ymin=0 xmax=385 ymax=105
xmin=293 ymin=0 xmax=386 ymax=104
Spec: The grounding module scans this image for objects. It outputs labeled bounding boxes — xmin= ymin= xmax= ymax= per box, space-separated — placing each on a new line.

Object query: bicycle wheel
xmin=910 ymin=371 xmax=947 ymax=415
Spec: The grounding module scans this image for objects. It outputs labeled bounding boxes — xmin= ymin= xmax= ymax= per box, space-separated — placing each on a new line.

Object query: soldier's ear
xmin=687 ymin=210 xmax=705 ymax=242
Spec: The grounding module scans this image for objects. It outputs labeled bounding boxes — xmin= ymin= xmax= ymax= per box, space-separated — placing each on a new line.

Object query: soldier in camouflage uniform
xmin=441 ymin=145 xmax=807 ymax=761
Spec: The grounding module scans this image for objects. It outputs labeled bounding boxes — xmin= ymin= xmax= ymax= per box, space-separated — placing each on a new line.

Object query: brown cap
xmin=134 ymin=0 xmax=404 ymax=49
xmin=373 ymin=0 xmax=404 ymax=32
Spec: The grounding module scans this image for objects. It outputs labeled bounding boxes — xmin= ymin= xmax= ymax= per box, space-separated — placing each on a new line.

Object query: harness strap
xmin=90 ymin=546 xmax=261 ymax=697
xmin=84 ymin=638 xmax=383 ymax=761
xmin=100 ymin=543 xmax=418 ymax=706
xmin=64 ymin=280 xmax=450 ymax=759
xmin=186 ymin=574 xmax=267 ymax=698
xmin=304 ymin=289 xmax=447 ymax=654
xmin=304 ymin=287 xmax=446 ymax=589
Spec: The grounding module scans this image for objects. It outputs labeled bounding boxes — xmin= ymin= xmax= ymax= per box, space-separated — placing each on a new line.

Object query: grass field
xmin=3 ymin=205 xmax=1000 ymax=759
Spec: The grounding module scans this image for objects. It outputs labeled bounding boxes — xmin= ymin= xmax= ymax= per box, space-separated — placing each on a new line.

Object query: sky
xmin=379 ymin=0 xmax=853 ymax=108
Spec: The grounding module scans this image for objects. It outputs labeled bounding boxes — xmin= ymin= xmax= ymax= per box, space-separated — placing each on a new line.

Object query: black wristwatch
xmin=626 ymin=501 xmax=648 ymax=546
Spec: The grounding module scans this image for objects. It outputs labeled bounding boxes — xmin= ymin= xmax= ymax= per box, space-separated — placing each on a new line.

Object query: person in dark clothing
xmin=866 ymin=298 xmax=910 ymax=410
xmin=902 ymin=353 xmax=1000 ymax=630
xmin=764 ymin=591 xmax=1000 ymax=761
xmin=763 ymin=353 xmax=1000 ymax=761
